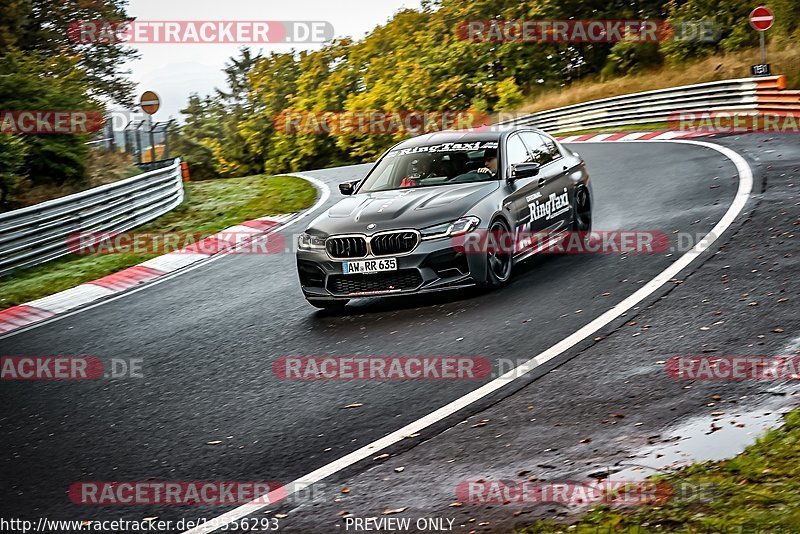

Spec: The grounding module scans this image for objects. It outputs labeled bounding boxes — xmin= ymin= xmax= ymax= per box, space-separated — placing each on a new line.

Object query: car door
xmin=519 ymin=131 xmax=572 ymax=234
xmin=502 ymin=132 xmax=540 ymax=255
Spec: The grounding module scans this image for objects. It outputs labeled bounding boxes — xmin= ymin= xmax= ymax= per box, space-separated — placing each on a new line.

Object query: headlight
xmin=420 ymin=216 xmax=480 ymax=240
xmin=298 ymin=232 xmax=326 ymax=250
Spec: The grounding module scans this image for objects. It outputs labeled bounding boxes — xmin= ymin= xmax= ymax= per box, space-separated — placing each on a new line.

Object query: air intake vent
xmin=327 ymin=270 xmax=423 ymax=294
xmin=370 ymin=231 xmax=419 ymax=256
xmin=326 ymin=236 xmax=368 ymax=259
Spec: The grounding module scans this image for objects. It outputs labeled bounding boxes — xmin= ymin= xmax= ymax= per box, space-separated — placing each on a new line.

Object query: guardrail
xmin=501 ymin=75 xmax=799 ymax=133
xmin=0 ymin=159 xmax=184 ymax=277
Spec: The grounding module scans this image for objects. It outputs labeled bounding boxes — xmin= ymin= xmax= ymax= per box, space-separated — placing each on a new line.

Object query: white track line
xmin=0 ymin=174 xmax=331 ymax=340
xmin=184 ymin=139 xmax=753 ymax=533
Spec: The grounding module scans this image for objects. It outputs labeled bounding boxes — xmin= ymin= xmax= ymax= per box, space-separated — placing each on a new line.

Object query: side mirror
xmin=339 ymin=180 xmax=359 ymax=195
xmin=509 ymin=162 xmax=540 ymax=182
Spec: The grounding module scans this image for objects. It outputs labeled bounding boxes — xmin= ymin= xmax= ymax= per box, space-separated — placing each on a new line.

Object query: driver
xmin=400 ymin=156 xmax=431 ymax=188
xmin=477 ymin=148 xmax=498 ymax=175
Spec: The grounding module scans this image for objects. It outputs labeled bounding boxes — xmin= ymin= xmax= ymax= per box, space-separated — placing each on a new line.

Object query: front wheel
xmin=573 ymin=186 xmax=592 ymax=233
xmin=481 ymin=218 xmax=513 ymax=288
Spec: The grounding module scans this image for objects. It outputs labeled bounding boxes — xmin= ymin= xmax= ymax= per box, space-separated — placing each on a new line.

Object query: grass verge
xmin=554 ymin=122 xmax=672 ymax=137
xmin=0 ymin=174 xmax=317 ymax=308
xmin=519 ymin=408 xmax=800 ymax=533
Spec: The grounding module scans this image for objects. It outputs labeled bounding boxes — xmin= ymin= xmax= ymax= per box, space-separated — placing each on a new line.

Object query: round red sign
xmin=749 ymin=6 xmax=774 ymax=31
xmin=139 ymin=91 xmax=160 ymax=115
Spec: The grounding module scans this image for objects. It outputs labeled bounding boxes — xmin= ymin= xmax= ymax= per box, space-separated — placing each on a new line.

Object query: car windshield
xmin=357 ymin=140 xmax=500 ymax=193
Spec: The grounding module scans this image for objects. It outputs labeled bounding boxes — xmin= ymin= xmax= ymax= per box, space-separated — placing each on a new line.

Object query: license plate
xmin=343 ymin=257 xmax=397 ymax=275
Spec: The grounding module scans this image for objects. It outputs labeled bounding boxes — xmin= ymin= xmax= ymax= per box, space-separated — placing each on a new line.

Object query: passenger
xmin=477 ymin=148 xmax=498 ymax=175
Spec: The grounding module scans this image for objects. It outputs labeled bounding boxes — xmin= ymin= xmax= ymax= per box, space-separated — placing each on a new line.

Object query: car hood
xmin=308 ymin=181 xmax=499 ymax=236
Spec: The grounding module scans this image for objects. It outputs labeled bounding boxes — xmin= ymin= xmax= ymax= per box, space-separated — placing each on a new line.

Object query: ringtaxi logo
xmin=456 ymin=479 xmax=674 ymax=505
xmin=0 ymin=110 xmax=104 ymax=135
xmin=69 ymin=482 xmax=285 ymax=505
xmin=273 ymin=356 xmax=492 ymax=380
xmin=0 ymin=357 xmax=142 ymax=380
xmin=68 ymin=20 xmax=333 ymax=44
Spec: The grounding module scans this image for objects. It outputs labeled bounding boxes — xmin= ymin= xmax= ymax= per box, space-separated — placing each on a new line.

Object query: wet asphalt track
xmin=0 ymin=142 xmax=741 ymax=526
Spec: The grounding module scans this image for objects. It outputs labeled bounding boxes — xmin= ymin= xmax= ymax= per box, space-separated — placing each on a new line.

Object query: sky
xmin=122 ymin=0 xmax=424 ymax=121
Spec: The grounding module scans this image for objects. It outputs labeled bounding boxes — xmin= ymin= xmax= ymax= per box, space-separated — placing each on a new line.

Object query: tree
xmin=0 ymin=50 xmax=100 ymax=187
xmin=171 ymin=95 xmax=224 ymax=180
xmin=0 ymin=136 xmax=28 ymax=209
xmin=216 ymin=47 xmax=262 ymax=110
xmin=0 ymin=0 xmax=139 ymax=105
xmin=174 ymin=0 xmax=797 ymax=177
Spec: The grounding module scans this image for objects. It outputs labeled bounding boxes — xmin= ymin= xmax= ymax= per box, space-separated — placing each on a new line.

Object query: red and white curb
xmin=555 ymin=130 xmax=710 ymax=143
xmin=0 ymin=213 xmax=295 ymax=335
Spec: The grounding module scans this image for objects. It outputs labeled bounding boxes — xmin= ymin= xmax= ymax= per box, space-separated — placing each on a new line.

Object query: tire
xmin=482 ymin=218 xmax=513 ymax=288
xmin=308 ymin=299 xmax=349 ymax=310
xmin=572 ymin=186 xmax=592 ymax=233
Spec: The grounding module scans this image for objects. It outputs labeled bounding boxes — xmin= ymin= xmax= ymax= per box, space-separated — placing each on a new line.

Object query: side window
xmin=539 ymin=134 xmax=562 ymax=162
xmin=520 ymin=132 xmax=551 ymax=165
xmin=504 ymin=134 xmax=530 ymax=170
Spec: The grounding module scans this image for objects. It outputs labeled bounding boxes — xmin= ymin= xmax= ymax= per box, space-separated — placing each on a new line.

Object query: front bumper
xmin=297 ymin=237 xmax=486 ymax=301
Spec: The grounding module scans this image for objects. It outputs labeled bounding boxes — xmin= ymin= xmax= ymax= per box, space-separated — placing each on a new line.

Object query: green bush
xmin=0 ymin=51 xmax=101 ymax=188
xmin=0 ymin=136 xmax=28 ymax=208
xmin=602 ymin=41 xmax=663 ymax=79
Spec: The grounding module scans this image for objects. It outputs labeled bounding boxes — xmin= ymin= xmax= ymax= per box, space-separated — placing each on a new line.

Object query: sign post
xmin=138 ymin=91 xmax=161 ymax=164
xmin=749 ymin=6 xmax=774 ymax=76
